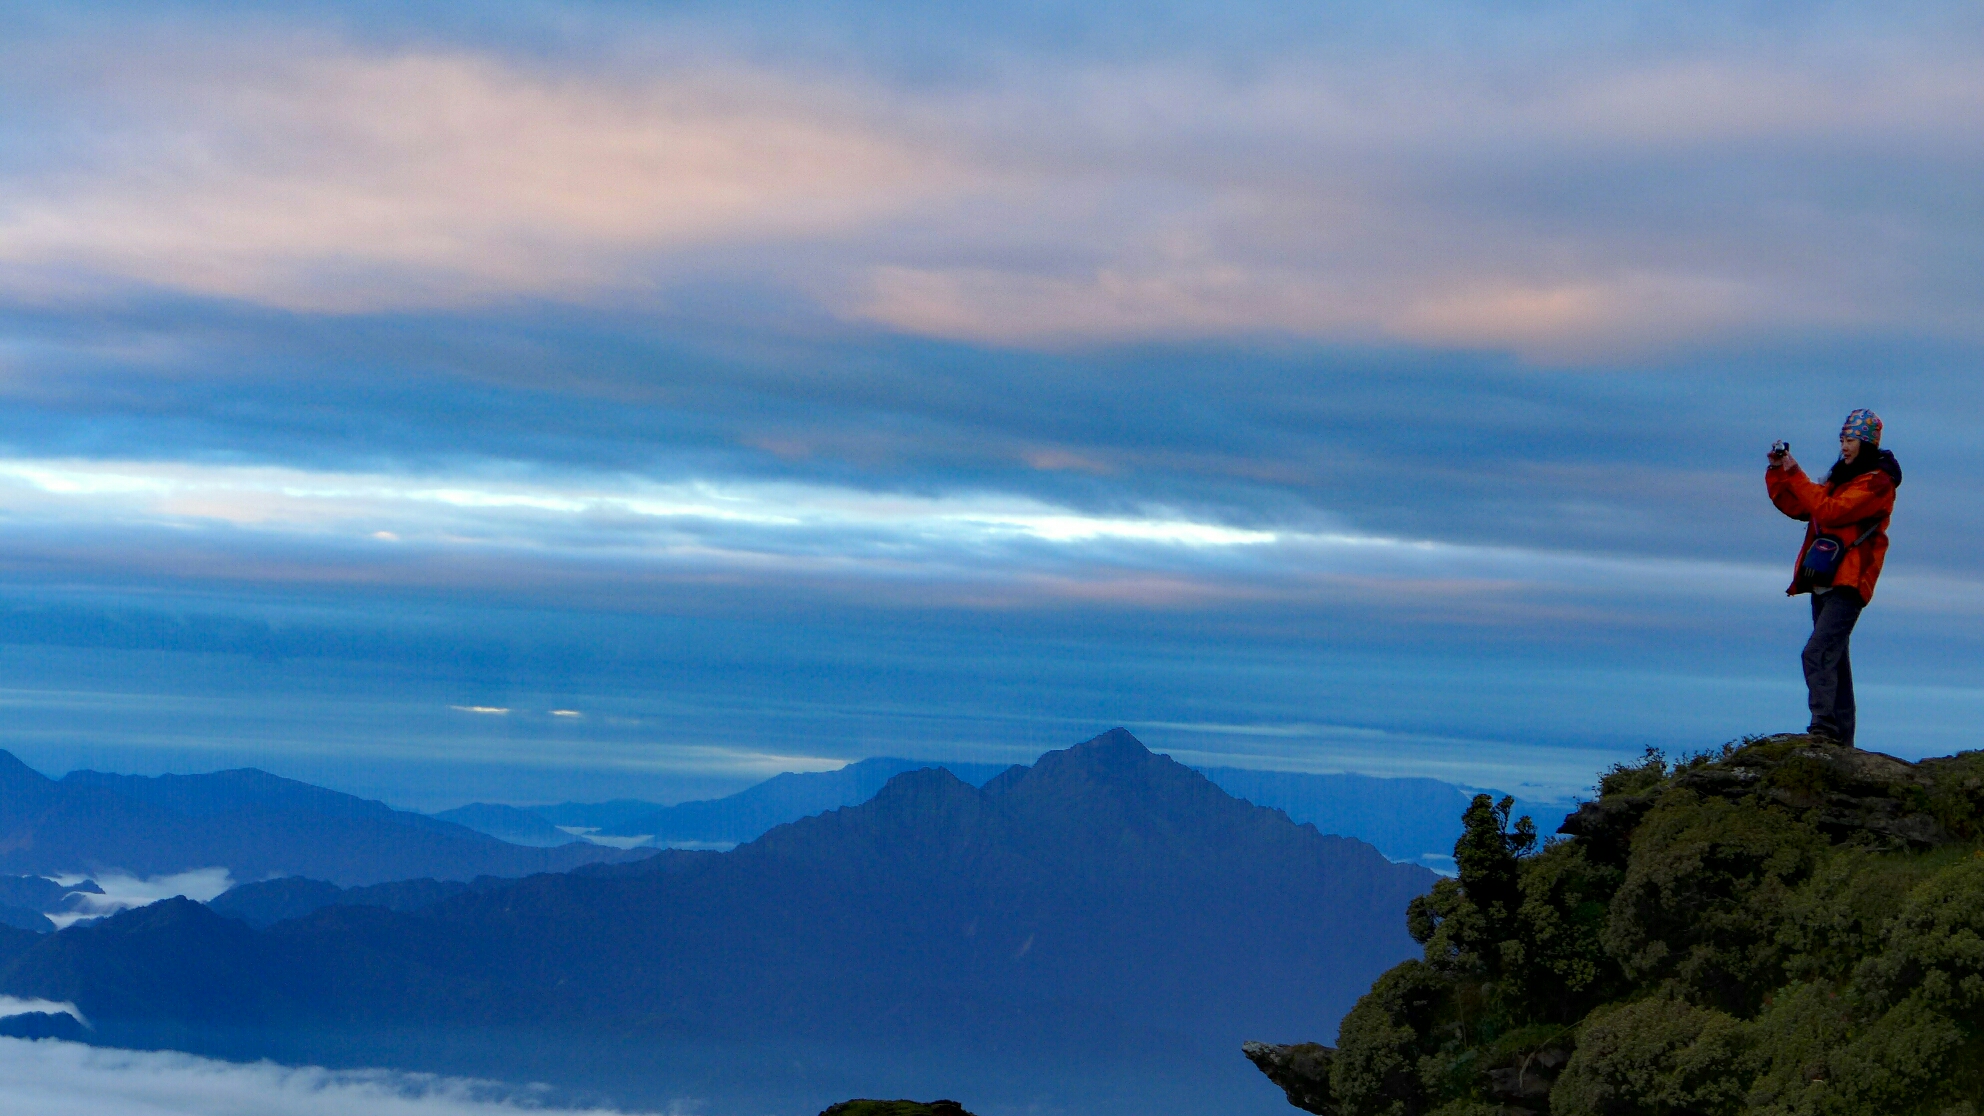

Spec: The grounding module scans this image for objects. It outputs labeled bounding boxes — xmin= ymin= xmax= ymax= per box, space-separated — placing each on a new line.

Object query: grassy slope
xmin=1250 ymin=735 xmax=1984 ymax=1116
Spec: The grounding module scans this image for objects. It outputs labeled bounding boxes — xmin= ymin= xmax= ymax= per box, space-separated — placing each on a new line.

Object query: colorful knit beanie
xmin=1841 ymin=408 xmax=1881 ymax=445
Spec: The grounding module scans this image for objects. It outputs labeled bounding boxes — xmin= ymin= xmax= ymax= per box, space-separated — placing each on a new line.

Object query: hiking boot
xmin=1805 ymin=724 xmax=1843 ymax=745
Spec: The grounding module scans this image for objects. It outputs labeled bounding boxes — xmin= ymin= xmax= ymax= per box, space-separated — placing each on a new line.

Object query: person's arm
xmin=1806 ymin=472 xmax=1894 ymax=530
xmin=1766 ymin=459 xmax=1823 ymax=521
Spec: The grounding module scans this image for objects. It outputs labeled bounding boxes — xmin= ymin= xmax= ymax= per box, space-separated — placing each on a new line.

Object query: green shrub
xmin=1603 ymin=793 xmax=1825 ymax=1015
xmin=1552 ymin=995 xmax=1753 ymax=1116
xmin=1331 ymin=960 xmax=1455 ymax=1116
xmin=1262 ymin=739 xmax=1984 ymax=1116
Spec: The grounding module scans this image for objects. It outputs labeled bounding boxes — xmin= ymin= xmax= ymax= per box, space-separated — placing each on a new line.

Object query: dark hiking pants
xmin=1804 ymin=589 xmax=1863 ymax=745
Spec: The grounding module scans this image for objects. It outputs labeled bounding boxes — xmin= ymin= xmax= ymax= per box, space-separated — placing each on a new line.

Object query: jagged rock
xmin=1556 ymin=792 xmax=1657 ymax=865
xmin=818 ymin=1102 xmax=977 ymax=1116
xmin=1243 ymin=1041 xmax=1334 ymax=1114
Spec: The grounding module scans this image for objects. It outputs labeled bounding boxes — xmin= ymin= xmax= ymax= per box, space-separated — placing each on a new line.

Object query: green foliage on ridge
xmin=1252 ymin=736 xmax=1984 ymax=1116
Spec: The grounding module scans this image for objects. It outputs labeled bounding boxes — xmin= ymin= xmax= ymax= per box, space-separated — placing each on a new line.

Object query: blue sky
xmin=1 ymin=1 xmax=1981 ymax=809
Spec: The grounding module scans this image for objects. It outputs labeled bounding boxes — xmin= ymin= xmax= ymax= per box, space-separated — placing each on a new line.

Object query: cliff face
xmin=1247 ymin=734 xmax=1984 ymax=1116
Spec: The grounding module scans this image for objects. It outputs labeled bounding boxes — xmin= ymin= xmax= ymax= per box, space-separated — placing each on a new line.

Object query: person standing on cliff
xmin=1766 ymin=409 xmax=1901 ymax=747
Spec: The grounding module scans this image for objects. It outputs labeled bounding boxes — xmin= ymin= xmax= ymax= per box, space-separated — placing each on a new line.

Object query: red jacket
xmin=1766 ymin=457 xmax=1898 ymax=603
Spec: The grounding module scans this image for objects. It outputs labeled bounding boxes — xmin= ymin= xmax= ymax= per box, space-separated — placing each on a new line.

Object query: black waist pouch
xmin=1801 ymin=534 xmax=1845 ymax=586
xmin=1801 ymin=521 xmax=1883 ymax=588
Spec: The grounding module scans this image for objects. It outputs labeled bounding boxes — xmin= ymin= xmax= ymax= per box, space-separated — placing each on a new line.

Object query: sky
xmin=1 ymin=1 xmax=1982 ymax=809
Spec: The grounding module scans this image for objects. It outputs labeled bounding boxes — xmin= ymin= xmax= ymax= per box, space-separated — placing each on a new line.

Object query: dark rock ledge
xmin=1560 ymin=734 xmax=1977 ymax=853
xmin=819 ymin=1101 xmax=977 ymax=1116
xmin=1243 ymin=1041 xmax=1333 ymax=1114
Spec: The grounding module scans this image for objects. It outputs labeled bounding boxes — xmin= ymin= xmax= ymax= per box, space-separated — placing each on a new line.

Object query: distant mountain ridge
xmin=2 ymin=729 xmax=1436 ymax=1116
xmin=0 ymin=751 xmax=646 ymax=886
xmin=438 ymin=755 xmax=1572 ymax=864
xmin=528 ymin=797 xmax=675 ymax=833
xmin=209 ymin=876 xmax=513 ymax=928
xmin=1194 ymin=768 xmax=1576 ymax=864
xmin=430 ymin=803 xmax=581 ymax=847
xmin=0 ymin=873 xmax=106 ymax=932
xmin=448 ymin=758 xmax=1010 ymax=848
xmin=596 ymin=756 xmax=1010 ymax=842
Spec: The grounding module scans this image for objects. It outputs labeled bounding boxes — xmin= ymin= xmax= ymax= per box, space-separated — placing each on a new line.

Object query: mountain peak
xmin=865 ymin=765 xmax=978 ymax=808
xmin=1072 ymin=727 xmax=1146 ymax=754
xmin=1024 ymin=727 xmax=1184 ymax=786
xmin=0 ymin=750 xmax=51 ymax=788
xmin=739 ymin=762 xmax=1002 ymax=870
xmin=0 ymin=750 xmax=58 ymax=815
xmin=1021 ymin=728 xmax=1164 ymax=780
xmin=94 ymin=894 xmax=221 ymax=935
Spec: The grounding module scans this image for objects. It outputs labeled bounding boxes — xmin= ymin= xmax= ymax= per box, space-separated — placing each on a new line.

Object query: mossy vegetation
xmin=1247 ymin=736 xmax=1984 ymax=1115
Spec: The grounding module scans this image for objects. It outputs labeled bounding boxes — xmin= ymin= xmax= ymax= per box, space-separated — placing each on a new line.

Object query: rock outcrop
xmin=818 ymin=1102 xmax=977 ymax=1116
xmin=1242 ymin=1041 xmax=1333 ymax=1113
xmin=1561 ymin=734 xmax=1978 ymax=852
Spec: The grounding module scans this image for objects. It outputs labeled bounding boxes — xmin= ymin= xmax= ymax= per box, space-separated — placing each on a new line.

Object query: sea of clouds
xmin=47 ymin=869 xmax=234 ymax=930
xmin=0 ymin=1039 xmax=674 ymax=1116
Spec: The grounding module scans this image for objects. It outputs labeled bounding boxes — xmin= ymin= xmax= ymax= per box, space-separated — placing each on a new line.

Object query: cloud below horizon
xmin=0 ymin=1039 xmax=662 ymax=1116
xmin=0 ymin=998 xmax=87 ymax=1027
xmin=46 ymin=869 xmax=234 ymax=930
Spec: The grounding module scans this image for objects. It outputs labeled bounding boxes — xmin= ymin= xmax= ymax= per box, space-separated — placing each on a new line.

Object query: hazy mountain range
xmin=0 ymin=730 xmax=1436 ymax=1115
xmin=207 ymin=875 xmax=515 ymax=929
xmin=444 ymin=757 xmax=1012 ymax=848
xmin=0 ymin=751 xmax=645 ymax=886
xmin=440 ymin=756 xmax=1574 ymax=865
